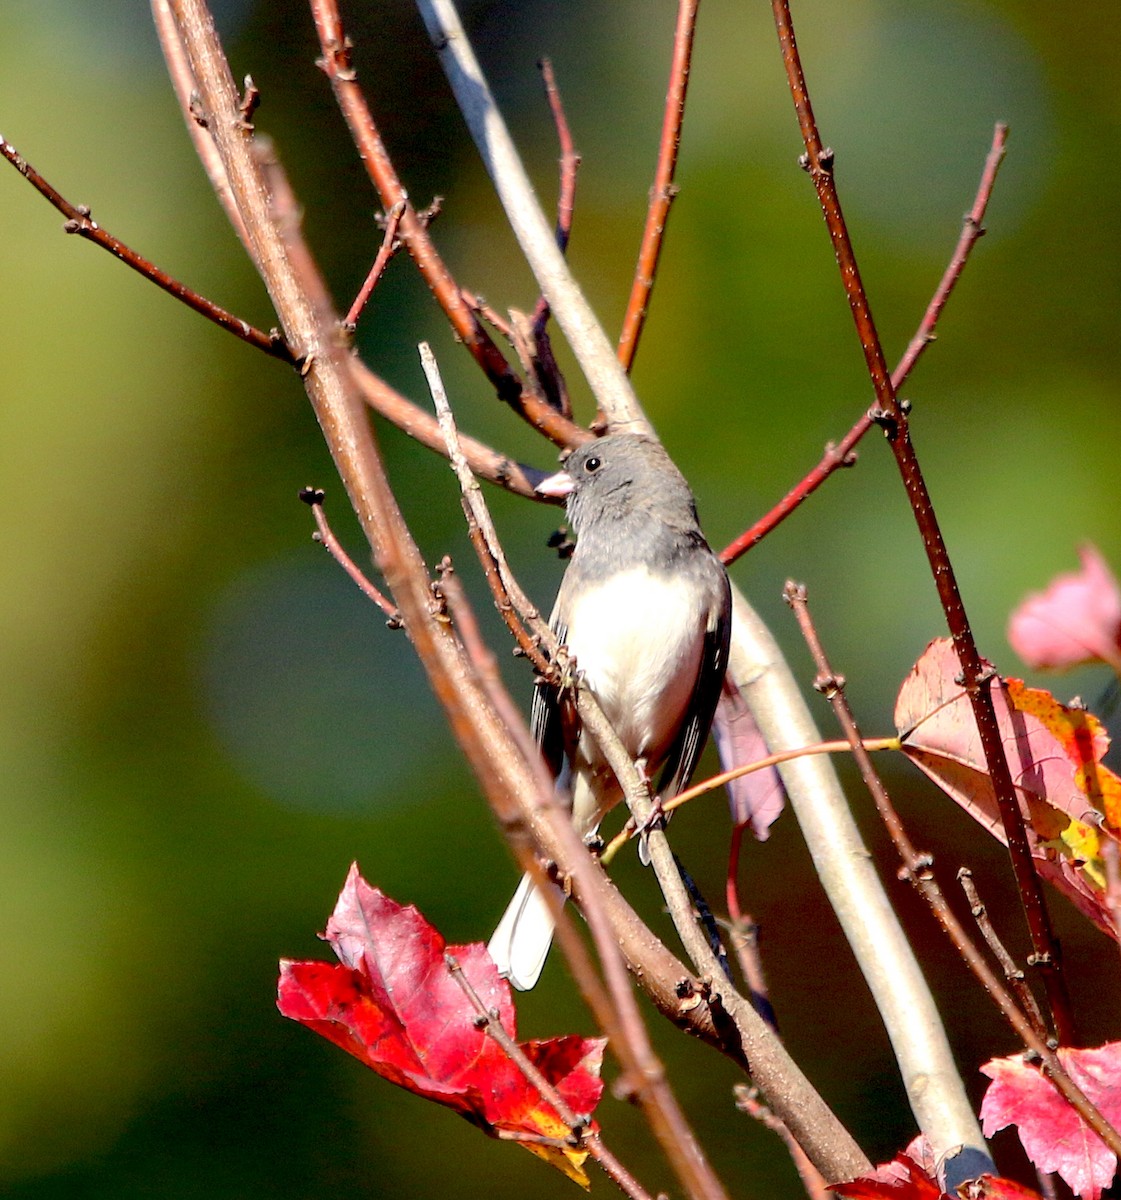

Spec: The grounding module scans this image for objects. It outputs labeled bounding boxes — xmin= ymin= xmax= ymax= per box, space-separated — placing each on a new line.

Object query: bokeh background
xmin=2 ymin=1 xmax=1119 ymax=1196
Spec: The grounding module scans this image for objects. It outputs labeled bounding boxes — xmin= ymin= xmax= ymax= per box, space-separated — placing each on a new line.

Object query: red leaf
xmin=830 ymin=1150 xmax=945 ymax=1199
xmin=980 ymin=1042 xmax=1121 ymax=1200
xmin=278 ymin=865 xmax=606 ymax=1185
xmin=1008 ymin=545 xmax=1121 ymax=672
xmin=895 ymin=639 xmax=1121 ymax=938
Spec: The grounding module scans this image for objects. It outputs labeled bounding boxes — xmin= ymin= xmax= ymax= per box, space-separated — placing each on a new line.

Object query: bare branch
xmin=0 ymin=134 xmax=291 ymax=362
xmin=784 ymin=581 xmax=1121 ymax=1167
xmin=415 ymin=0 xmax=652 ymax=436
xmin=721 ymin=122 xmax=1009 ymax=566
xmin=617 ymin=0 xmax=699 ymax=374
xmin=309 ymin=0 xmax=586 ymax=448
xmin=770 ymin=0 xmax=1073 ymax=1042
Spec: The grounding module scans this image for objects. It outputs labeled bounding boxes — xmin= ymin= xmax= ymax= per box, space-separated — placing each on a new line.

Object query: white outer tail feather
xmin=487 ymin=872 xmax=563 ymax=991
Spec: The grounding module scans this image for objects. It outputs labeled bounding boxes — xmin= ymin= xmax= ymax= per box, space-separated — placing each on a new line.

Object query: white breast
xmin=561 ymin=566 xmax=705 ymax=767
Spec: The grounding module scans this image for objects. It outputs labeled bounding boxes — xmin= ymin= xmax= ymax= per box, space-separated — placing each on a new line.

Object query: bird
xmin=488 ymin=434 xmax=732 ymax=990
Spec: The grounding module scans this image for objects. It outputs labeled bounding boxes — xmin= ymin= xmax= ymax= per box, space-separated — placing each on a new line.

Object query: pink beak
xmin=535 ymin=468 xmax=575 ymax=499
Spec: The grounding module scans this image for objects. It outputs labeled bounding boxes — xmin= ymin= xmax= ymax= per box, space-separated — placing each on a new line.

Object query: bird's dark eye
xmin=584 ymin=455 xmax=602 ymax=473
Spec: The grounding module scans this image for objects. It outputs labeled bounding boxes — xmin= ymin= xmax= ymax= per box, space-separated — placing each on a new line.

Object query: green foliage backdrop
xmin=1 ymin=1 xmax=1118 ymax=1196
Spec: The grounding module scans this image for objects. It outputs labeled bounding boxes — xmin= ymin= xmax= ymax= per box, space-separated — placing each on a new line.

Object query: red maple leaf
xmin=980 ymin=1042 xmax=1121 ymax=1200
xmin=829 ymin=1150 xmax=945 ymax=1199
xmin=278 ymin=865 xmax=606 ymax=1186
xmin=831 ymin=1142 xmax=1044 ymax=1200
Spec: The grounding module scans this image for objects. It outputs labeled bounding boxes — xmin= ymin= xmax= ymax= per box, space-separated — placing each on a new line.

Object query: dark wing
xmin=531 ymin=614 xmax=567 ymax=779
xmin=655 ymin=562 xmax=732 ymax=799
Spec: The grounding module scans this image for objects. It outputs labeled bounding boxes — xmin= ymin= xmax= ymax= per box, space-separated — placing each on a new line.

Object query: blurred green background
xmin=1 ymin=1 xmax=1119 ymax=1196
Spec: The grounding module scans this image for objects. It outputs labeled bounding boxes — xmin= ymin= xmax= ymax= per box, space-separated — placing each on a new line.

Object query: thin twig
xmin=349 ymin=358 xmax=549 ymax=498
xmin=734 ymin=1087 xmax=833 ymax=1200
xmin=531 ymin=58 xmax=580 ymax=330
xmin=616 ymin=0 xmax=699 ymax=374
xmin=771 ymin=0 xmax=1072 ymax=1042
xmin=423 ymin=344 xmax=554 ymax=675
xmin=445 ymin=953 xmax=657 ymax=1200
xmin=721 ymin=122 xmax=1009 ymax=566
xmin=298 ymin=487 xmax=401 ymax=624
xmin=309 ymin=0 xmax=586 ymax=448
xmin=0 ymin=135 xmax=292 ymax=362
xmin=418 ymin=345 xmax=732 ymax=1200
xmin=415 ymin=0 xmax=651 ymax=436
xmin=958 ymin=869 xmax=1046 ymax=1036
xmin=572 ymin=685 xmax=870 ymax=1181
xmin=785 ymin=581 xmax=1121 ymax=1165
xmin=343 ymin=199 xmax=406 ymax=331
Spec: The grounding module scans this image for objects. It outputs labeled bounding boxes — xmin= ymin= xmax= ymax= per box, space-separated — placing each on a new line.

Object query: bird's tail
xmin=487 ymin=872 xmax=562 ymax=991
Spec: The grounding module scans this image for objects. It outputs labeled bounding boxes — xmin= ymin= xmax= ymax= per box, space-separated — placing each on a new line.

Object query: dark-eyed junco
xmin=488 ymin=434 xmax=732 ymax=990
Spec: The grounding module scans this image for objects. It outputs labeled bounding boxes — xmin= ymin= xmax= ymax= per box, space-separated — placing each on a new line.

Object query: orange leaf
xmin=896 ymin=639 xmax=1120 ymax=939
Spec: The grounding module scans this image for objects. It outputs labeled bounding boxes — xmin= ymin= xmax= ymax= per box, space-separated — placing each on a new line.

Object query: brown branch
xmin=785 ymin=581 xmax=1121 ymax=1164
xmin=0 ymin=134 xmax=292 ymax=362
xmin=721 ymin=122 xmax=1009 ymax=566
xmin=616 ymin=0 xmax=699 ymax=373
xmin=958 ymin=868 xmax=1046 ymax=1038
xmin=445 ymin=953 xmax=657 ymax=1200
xmin=298 ymin=487 xmax=401 ymax=624
xmin=309 ymin=0 xmax=587 ymax=448
xmin=531 ymin=58 xmax=580 ymax=328
xmin=734 ymin=1087 xmax=832 ymax=1200
xmin=420 ymin=348 xmax=732 ymax=1200
xmin=343 ymin=199 xmax=406 ymax=332
xmin=770 ymin=0 xmax=1073 ymax=1043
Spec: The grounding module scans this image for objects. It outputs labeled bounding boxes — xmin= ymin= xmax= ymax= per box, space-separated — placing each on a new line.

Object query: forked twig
xmin=298 ymin=487 xmax=401 ymax=624
xmin=343 ymin=199 xmax=407 ymax=331
xmin=721 ymin=122 xmax=1009 ymax=565
xmin=770 ymin=0 xmax=1072 ymax=1042
xmin=309 ymin=0 xmax=585 ymax=448
xmin=785 ymin=582 xmax=1121 ymax=1164
xmin=0 ymin=135 xmax=292 ymax=362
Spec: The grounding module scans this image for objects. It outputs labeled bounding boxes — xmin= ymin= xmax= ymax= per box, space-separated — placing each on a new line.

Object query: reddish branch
xmin=617 ymin=0 xmax=699 ymax=373
xmin=532 ymin=57 xmax=580 ymax=329
xmin=343 ymin=199 xmax=406 ymax=331
xmin=0 ymin=135 xmax=292 ymax=362
xmin=299 ymin=487 xmax=400 ymax=624
xmin=721 ymin=122 xmax=1008 ymax=565
xmin=769 ymin=0 xmax=1073 ymax=1043
xmin=309 ymin=0 xmax=587 ymax=448
xmin=785 ymin=582 xmax=1121 ymax=1159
